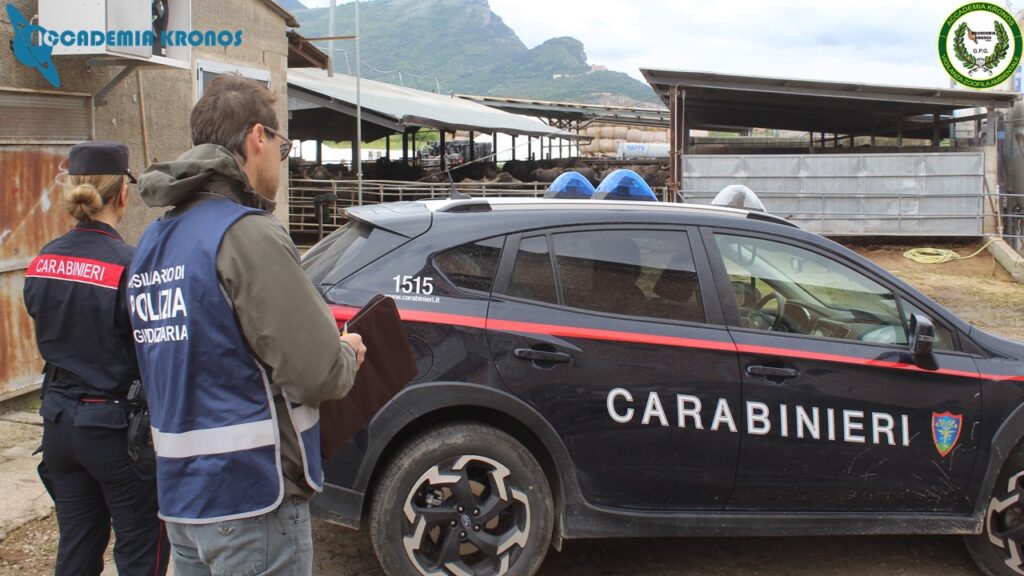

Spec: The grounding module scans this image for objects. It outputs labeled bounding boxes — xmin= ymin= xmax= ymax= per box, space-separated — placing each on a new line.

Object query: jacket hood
xmin=138 ymin=144 xmax=276 ymax=211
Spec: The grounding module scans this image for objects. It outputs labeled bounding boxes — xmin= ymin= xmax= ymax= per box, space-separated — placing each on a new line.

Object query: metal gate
xmin=1 ymin=146 xmax=73 ymax=400
xmin=680 ymin=152 xmax=988 ymax=236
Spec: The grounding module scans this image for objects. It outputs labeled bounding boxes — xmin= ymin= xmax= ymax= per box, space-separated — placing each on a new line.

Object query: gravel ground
xmin=0 ymin=240 xmax=1017 ymax=576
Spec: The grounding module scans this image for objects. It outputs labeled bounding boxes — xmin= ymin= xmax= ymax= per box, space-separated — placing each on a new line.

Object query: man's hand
xmin=340 ymin=332 xmax=366 ymax=369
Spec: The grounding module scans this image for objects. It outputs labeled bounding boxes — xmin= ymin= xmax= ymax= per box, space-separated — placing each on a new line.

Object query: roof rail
xmin=434 ymin=199 xmax=492 ymax=212
xmin=746 ymin=210 xmax=799 ymax=228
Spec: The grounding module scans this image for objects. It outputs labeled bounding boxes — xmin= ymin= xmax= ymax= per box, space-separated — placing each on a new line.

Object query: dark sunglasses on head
xmin=263 ymin=125 xmax=293 ymax=161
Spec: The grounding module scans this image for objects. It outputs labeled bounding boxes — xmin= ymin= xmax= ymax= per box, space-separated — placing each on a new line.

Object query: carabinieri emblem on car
xmin=932 ymin=412 xmax=963 ymax=457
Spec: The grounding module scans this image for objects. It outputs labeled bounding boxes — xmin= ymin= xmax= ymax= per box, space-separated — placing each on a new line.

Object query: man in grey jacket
xmin=131 ymin=75 xmax=365 ymax=575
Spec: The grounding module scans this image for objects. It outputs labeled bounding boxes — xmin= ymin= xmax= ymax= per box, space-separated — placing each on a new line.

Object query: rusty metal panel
xmin=1 ymin=146 xmax=73 ymax=399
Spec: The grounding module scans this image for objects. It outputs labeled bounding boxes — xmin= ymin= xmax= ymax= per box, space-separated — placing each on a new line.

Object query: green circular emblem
xmin=939 ymin=2 xmax=1022 ymax=89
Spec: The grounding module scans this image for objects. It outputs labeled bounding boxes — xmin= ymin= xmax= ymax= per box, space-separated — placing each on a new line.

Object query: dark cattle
xmin=450 ymin=162 xmax=499 ymax=183
xmin=305 ymin=165 xmax=334 ymax=180
xmin=528 ymin=167 xmax=564 ymax=183
xmin=574 ymin=167 xmax=599 ymax=186
xmin=491 ymin=172 xmax=521 ymax=183
xmin=363 ymin=158 xmax=424 ymax=181
xmin=501 ymin=160 xmax=538 ymax=182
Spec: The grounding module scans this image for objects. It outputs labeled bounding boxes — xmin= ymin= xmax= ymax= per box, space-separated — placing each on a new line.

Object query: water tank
xmin=617 ymin=142 xmax=670 ymax=160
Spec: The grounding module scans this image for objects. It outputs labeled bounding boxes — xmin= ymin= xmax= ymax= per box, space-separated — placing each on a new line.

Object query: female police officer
xmin=23 ymin=141 xmax=168 ymax=576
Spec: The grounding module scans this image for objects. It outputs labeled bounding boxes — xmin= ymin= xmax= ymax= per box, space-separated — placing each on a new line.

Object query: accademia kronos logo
xmin=5 ymin=2 xmax=243 ymax=89
xmin=939 ymin=2 xmax=1023 ymax=89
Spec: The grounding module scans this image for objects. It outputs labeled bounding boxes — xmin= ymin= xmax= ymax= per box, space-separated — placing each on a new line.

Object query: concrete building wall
xmin=1 ymin=0 xmax=291 ymax=240
xmin=0 ymin=0 xmax=293 ymax=398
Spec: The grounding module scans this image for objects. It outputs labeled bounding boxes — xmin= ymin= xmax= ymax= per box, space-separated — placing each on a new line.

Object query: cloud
xmin=303 ymin=0 xmax=997 ymax=88
xmin=489 ymin=0 xmax=973 ymax=87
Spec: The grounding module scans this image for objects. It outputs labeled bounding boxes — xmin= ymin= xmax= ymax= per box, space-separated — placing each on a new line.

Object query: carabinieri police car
xmin=301 ymin=194 xmax=1024 ymax=576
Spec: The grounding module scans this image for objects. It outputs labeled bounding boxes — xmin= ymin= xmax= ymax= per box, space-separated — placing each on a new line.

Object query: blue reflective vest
xmin=127 ymin=197 xmax=323 ymax=523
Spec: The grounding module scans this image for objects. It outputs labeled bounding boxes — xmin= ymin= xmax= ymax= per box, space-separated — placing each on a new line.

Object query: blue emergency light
xmin=594 ymin=169 xmax=657 ymax=201
xmin=545 ymin=171 xmax=596 ymax=199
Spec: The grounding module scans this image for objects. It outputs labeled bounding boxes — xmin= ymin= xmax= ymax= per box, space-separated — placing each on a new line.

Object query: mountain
xmin=292 ymin=0 xmax=659 ymax=105
xmin=275 ymin=0 xmax=308 ymax=12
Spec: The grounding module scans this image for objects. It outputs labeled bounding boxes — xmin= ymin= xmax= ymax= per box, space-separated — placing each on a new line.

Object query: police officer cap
xmin=68 ymin=141 xmax=137 ymax=183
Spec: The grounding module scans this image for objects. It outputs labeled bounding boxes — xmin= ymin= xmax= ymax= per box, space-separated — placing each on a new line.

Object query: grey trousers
xmin=166 ymin=497 xmax=312 ymax=576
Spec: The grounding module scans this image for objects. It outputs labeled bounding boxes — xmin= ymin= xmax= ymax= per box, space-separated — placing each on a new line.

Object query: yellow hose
xmin=902 ymin=239 xmax=997 ymax=264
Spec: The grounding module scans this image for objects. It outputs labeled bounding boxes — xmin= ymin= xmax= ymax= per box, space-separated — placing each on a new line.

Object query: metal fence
xmin=289 ymin=179 xmax=556 ymax=238
xmin=290 ymin=152 xmax=993 ymax=240
xmin=680 ymin=152 xmax=989 ymax=236
xmin=677 ymin=190 xmax=996 ymax=236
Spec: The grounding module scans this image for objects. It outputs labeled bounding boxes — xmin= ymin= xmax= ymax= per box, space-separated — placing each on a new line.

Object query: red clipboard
xmin=319 ymin=295 xmax=417 ymax=457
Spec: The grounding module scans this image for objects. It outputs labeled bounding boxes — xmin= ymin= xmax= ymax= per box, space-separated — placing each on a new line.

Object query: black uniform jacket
xmin=24 ymin=220 xmax=138 ymax=426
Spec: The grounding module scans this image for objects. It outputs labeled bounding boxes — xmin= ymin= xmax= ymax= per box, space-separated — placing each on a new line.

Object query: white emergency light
xmin=711 ymin=185 xmax=766 ymax=212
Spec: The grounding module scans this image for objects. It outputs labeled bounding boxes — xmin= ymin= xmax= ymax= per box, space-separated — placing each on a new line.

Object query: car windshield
xmin=717 ymin=235 xmax=897 ymax=319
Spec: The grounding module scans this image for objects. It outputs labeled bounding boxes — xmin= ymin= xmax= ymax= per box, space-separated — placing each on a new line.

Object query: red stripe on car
xmin=327 ymin=304 xmax=1023 ymax=382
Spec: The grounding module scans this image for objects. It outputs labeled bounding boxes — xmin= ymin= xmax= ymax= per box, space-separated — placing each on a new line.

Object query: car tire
xmin=369 ymin=422 xmax=554 ymax=576
xmin=966 ymin=446 xmax=1024 ymax=576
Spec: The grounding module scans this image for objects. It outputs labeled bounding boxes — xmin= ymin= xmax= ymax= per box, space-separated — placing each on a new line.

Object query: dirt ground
xmin=1 ymin=515 xmax=980 ymax=576
xmin=1 ymin=239 xmax=1020 ymax=576
xmin=853 ymin=240 xmax=1024 ymax=341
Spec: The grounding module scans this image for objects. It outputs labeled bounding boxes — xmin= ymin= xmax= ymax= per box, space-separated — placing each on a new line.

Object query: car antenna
xmin=444 ymin=155 xmax=471 ymax=200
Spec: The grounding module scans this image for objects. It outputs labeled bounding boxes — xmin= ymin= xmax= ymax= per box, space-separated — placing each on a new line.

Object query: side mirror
xmin=909 ymin=313 xmax=937 ymax=356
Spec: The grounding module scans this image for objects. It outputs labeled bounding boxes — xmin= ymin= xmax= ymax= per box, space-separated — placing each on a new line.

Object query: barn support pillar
xmin=668 ymin=86 xmax=686 ymax=202
xmin=440 ymin=130 xmax=447 ymax=172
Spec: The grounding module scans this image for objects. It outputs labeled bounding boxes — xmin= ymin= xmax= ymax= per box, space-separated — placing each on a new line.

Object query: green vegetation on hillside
xmin=292 ymin=0 xmax=658 ymax=105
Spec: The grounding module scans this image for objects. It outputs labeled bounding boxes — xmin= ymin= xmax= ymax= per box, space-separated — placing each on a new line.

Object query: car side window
xmin=714 ymin=233 xmax=906 ymax=345
xmin=434 ymin=236 xmax=503 ymax=293
xmin=507 ymin=236 xmax=557 ymax=304
xmin=900 ymin=299 xmax=956 ymax=352
xmin=551 ymin=230 xmax=705 ymax=323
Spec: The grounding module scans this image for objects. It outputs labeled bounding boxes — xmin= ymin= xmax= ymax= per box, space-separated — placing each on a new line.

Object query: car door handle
xmin=746 ymin=365 xmax=800 ymax=380
xmin=514 ymin=348 xmax=571 ymax=363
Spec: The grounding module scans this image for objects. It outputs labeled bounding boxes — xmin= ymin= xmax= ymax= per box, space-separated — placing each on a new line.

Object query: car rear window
xmin=434 ymin=236 xmax=504 ymax=293
xmin=301 ymin=220 xmax=408 ymax=288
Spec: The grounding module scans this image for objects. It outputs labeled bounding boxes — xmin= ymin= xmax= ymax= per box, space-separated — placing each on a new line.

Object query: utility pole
xmin=356 ymin=0 xmax=363 ymax=205
xmin=327 ymin=0 xmax=335 ymax=77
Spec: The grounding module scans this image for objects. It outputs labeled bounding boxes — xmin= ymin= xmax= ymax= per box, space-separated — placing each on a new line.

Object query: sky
xmin=300 ymin=0 xmax=1020 ymax=89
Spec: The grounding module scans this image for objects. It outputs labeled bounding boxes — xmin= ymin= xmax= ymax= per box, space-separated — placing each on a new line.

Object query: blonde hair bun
xmin=65 ymin=182 xmax=104 ymax=221
xmin=61 ymin=174 xmax=126 ymax=222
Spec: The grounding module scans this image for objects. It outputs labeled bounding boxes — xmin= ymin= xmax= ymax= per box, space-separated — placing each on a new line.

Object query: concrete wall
xmin=0 ymin=0 xmax=293 ymax=398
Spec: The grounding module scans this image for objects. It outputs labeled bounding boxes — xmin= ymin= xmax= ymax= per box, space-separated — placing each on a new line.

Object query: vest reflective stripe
xmin=156 ymin=446 xmax=281 ymax=524
xmin=290 ymin=405 xmax=319 ymax=433
xmin=151 ymin=419 xmax=276 ymax=459
xmin=288 ymin=402 xmax=324 ymax=490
